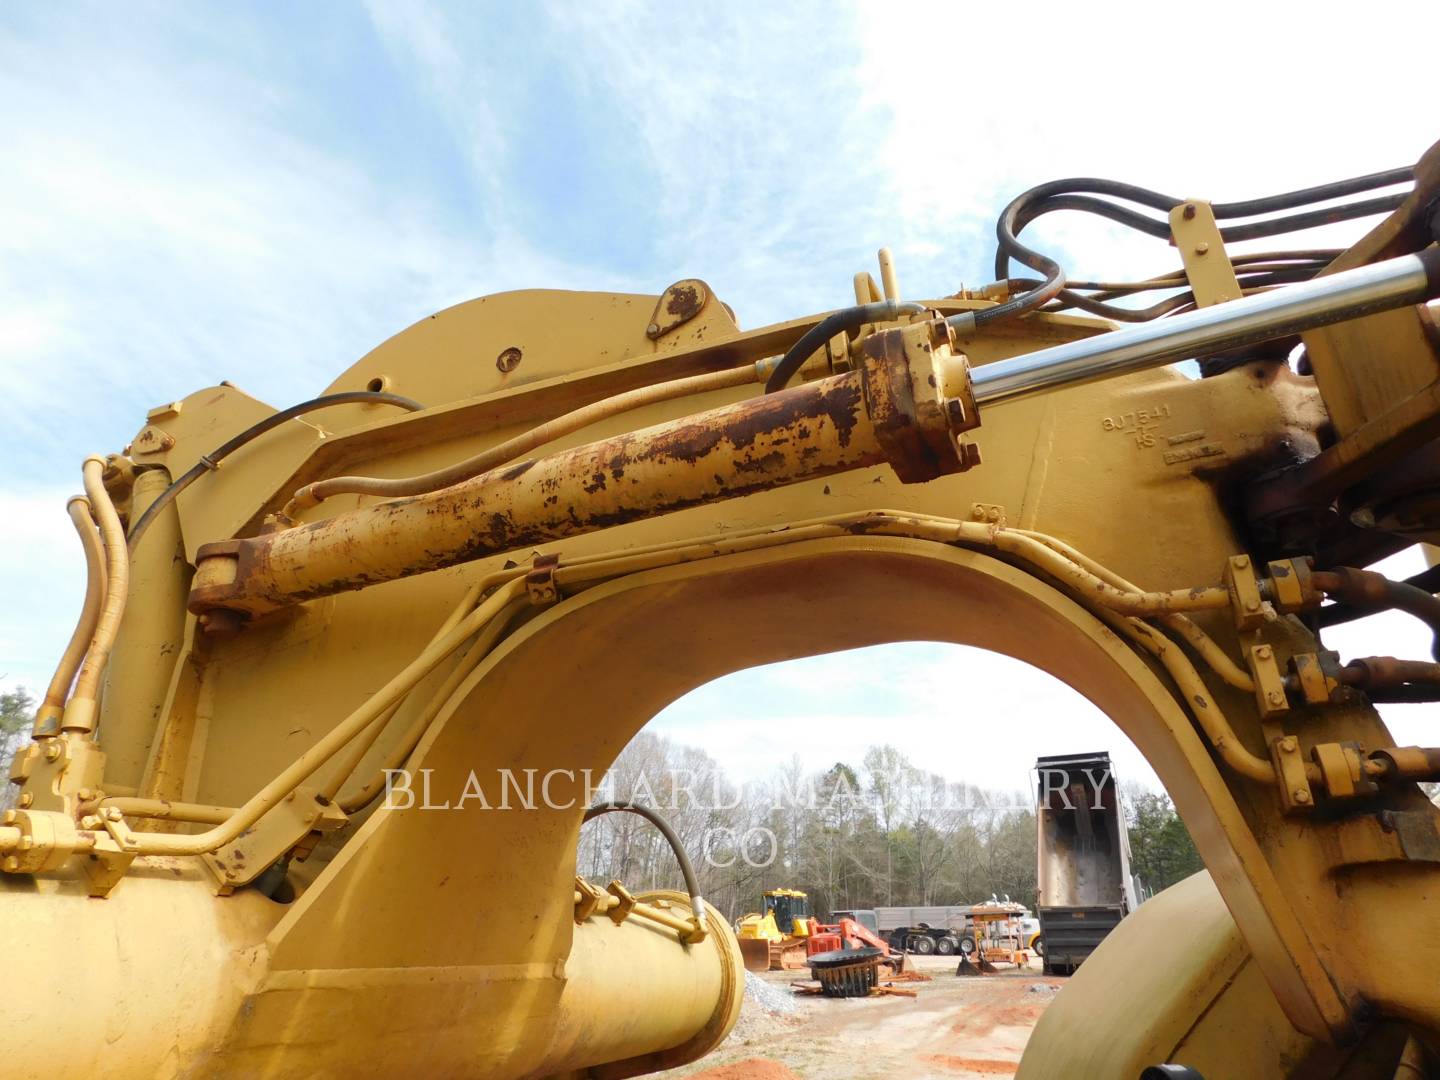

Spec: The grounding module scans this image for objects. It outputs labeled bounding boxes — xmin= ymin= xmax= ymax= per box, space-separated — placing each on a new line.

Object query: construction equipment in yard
xmin=807 ymin=946 xmax=885 ymax=998
xmin=7 ymin=140 xmax=1440 ymax=1077
xmin=736 ymin=888 xmax=812 ymax=972
xmin=1034 ymin=751 xmax=1143 ymax=975
xmin=956 ymin=900 xmax=1031 ymax=975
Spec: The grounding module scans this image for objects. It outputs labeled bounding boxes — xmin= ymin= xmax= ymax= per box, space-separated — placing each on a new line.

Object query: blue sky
xmin=2 ymin=2 xmax=1434 ymax=791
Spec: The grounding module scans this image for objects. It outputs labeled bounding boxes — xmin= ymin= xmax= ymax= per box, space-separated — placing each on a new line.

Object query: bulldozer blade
xmin=739 ymin=938 xmax=772 ymax=973
xmin=955 ymin=955 xmax=980 ymax=977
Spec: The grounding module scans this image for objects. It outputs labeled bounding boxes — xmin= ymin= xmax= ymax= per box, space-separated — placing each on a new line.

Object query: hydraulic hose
xmin=1318 ymin=564 xmax=1440 ymax=628
xmin=764 ymin=300 xmax=925 ymax=393
xmin=36 ymin=497 xmax=107 ymax=729
xmin=583 ymin=801 xmax=708 ymax=931
xmin=1313 ymin=567 xmax=1440 ymax=662
xmin=127 ymin=576 xmax=526 ymax=856
xmin=127 ymin=390 xmax=423 ymax=550
xmin=291 ymin=366 xmax=759 ymax=515
xmin=985 ymin=168 xmax=1411 ymax=329
xmin=65 ymin=458 xmax=131 ymax=732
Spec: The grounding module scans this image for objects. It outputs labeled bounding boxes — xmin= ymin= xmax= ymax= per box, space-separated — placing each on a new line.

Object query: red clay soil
xmin=948 ymin=979 xmax=1063 ymax=1037
xmin=919 ymin=1054 xmax=1017 ymax=1075
xmin=683 ymin=1058 xmax=802 ymax=1080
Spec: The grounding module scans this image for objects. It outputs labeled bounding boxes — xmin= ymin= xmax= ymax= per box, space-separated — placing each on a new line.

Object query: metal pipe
xmin=287 ymin=365 xmax=760 ymax=515
xmin=131 ymin=577 xmax=527 ymax=856
xmin=970 ymin=250 xmax=1440 ymax=407
xmin=63 ymin=458 xmax=131 ymax=734
xmin=34 ymin=498 xmax=106 ymax=736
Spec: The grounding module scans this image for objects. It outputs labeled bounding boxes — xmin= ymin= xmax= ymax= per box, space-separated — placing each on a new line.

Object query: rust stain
xmin=665 ymin=283 xmax=702 ymax=319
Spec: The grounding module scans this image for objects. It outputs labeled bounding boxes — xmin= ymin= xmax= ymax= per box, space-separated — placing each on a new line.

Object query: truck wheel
xmin=912 ymin=935 xmax=935 ymax=955
xmin=958 ymin=937 xmax=976 ymax=956
xmin=935 ymin=936 xmax=956 ymax=955
xmin=1033 ymin=935 xmax=1045 ymax=957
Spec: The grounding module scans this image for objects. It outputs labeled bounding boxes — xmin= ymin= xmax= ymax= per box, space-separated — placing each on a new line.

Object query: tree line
xmin=578 ymin=731 xmax=1204 ymax=921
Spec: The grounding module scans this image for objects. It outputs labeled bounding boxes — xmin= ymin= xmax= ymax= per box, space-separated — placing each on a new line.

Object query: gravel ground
xmin=657 ymin=955 xmax=1062 ymax=1080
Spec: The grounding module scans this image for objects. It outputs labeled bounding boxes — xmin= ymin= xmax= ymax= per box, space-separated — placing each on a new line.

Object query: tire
xmin=958 ymin=936 xmax=976 ymax=956
xmin=912 ymin=934 xmax=936 ymax=955
xmin=935 ymin=936 xmax=957 ymax=955
xmin=1033 ymin=935 xmax=1045 ymax=957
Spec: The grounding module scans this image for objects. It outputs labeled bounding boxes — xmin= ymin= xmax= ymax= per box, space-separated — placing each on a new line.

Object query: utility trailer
xmin=1034 ymin=751 xmax=1143 ymax=975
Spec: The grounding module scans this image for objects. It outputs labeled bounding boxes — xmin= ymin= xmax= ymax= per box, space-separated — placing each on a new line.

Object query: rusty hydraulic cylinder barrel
xmin=189 ymin=320 xmax=977 ymax=617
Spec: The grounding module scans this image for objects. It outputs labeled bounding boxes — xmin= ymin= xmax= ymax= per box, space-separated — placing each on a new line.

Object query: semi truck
xmin=831 ymin=904 xmax=1040 ymax=956
xmin=1034 ymin=751 xmax=1145 ymax=974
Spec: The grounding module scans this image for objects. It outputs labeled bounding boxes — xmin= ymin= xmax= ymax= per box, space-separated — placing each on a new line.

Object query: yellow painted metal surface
xmin=6 ymin=182 xmax=1440 ymax=1076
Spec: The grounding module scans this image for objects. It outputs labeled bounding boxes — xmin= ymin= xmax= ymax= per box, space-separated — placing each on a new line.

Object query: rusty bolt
xmin=1182 ymin=204 xmax=1197 ymax=219
xmin=646 ymin=323 xmax=660 ymax=335
xmin=1293 ymin=789 xmax=1312 ymax=804
xmin=496 ymin=346 xmax=523 ymax=373
xmin=1280 ymin=736 xmax=1298 ymax=753
xmin=16 ymin=794 xmax=31 ymax=809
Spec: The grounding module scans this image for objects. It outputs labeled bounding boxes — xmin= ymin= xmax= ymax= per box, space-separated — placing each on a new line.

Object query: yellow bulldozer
xmin=735 ymin=887 xmax=813 ymax=971
xmin=6 ymin=139 xmax=1440 ymax=1077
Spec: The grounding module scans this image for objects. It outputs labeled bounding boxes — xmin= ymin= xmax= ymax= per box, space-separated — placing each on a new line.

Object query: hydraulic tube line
xmin=965 ymin=249 xmax=1440 ymax=406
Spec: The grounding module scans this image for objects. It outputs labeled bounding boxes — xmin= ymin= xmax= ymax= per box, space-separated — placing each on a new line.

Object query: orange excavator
xmin=806 ymin=914 xmax=908 ymax=974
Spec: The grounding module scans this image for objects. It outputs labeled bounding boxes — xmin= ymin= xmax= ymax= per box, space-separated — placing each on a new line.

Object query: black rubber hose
xmin=1218 ymin=194 xmax=1408 ymax=243
xmin=1212 ymin=166 xmax=1413 ymax=219
xmin=127 ymin=390 xmax=424 ymax=550
xmin=1318 ymin=564 xmax=1440 ymax=629
xmin=582 ymin=800 xmax=707 ymax=925
xmin=1315 ymin=568 xmax=1440 ymax=662
xmin=763 ymin=300 xmax=924 ymax=393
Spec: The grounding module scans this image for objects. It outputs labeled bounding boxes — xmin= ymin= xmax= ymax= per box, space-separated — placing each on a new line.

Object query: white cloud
xmin=4 ymin=2 xmax=1437 ymax=813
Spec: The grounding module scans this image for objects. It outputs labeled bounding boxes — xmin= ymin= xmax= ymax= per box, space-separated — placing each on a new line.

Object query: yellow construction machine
xmin=7 ymin=139 xmax=1440 ymax=1077
xmin=735 ymin=887 xmax=812 ymax=971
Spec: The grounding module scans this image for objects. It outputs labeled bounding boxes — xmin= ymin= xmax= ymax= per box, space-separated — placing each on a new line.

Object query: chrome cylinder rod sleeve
xmin=966 ymin=250 xmax=1440 ymax=407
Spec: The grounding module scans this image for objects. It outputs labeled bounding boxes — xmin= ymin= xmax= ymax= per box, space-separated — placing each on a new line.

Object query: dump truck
xmin=1034 ymin=751 xmax=1143 ymax=974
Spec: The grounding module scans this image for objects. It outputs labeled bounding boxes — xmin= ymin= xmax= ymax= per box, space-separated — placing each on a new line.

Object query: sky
xmin=1 ymin=2 xmax=1436 ymax=796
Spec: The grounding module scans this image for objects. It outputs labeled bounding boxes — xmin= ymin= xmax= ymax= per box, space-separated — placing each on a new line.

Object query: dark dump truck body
xmin=1034 ymin=751 xmax=1142 ymax=974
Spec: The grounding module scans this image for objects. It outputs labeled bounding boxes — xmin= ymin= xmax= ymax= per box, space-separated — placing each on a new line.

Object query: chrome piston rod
xmin=967 ymin=249 xmax=1440 ymax=406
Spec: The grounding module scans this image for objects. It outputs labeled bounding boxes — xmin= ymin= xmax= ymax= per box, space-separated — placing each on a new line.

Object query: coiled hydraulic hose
xmin=764 ymin=300 xmax=925 ymax=393
xmin=985 ymin=167 xmax=1413 ymax=328
xmin=126 ymin=390 xmax=423 ymax=549
xmin=583 ymin=800 xmax=708 ymax=931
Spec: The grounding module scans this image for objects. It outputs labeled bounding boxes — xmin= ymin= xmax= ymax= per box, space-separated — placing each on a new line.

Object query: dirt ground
xmin=656 ymin=955 xmax=1065 ymax=1080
